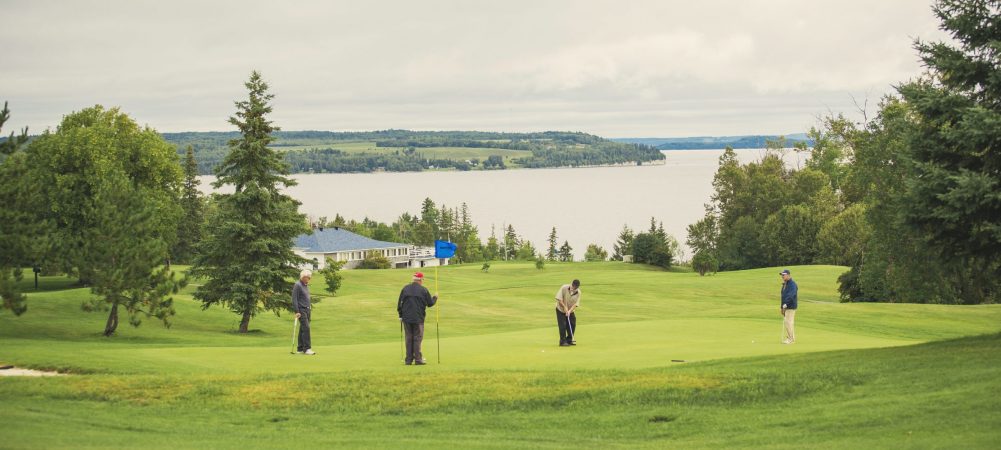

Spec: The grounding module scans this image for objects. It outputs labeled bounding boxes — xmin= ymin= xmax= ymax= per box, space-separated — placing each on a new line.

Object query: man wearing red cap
xmin=397 ymin=272 xmax=438 ymax=365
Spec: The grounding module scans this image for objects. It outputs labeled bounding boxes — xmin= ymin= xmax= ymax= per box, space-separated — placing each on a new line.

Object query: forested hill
xmin=613 ymin=133 xmax=813 ymax=150
xmin=163 ymin=130 xmax=665 ymax=175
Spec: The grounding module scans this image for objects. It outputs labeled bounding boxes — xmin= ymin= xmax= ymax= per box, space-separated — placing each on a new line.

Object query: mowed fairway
xmin=2 ymin=262 xmax=1000 ymax=448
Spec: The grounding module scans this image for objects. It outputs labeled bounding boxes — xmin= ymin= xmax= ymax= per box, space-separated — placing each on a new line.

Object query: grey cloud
xmin=1 ymin=0 xmax=947 ymax=136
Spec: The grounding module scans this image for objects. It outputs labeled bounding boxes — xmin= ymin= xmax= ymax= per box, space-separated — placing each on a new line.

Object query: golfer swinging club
xmin=555 ymin=279 xmax=581 ymax=347
xmin=397 ymin=272 xmax=437 ymax=365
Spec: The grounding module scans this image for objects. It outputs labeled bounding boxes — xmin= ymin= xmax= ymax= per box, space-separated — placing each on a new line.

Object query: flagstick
xmin=435 ymin=265 xmax=440 ymax=364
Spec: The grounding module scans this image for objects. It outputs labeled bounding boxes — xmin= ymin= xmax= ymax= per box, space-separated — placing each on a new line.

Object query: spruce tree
xmin=558 ymin=241 xmax=574 ymax=262
xmin=612 ymin=224 xmax=634 ymax=261
xmin=173 ymin=145 xmax=204 ymax=264
xmin=0 ymin=102 xmax=32 ymax=315
xmin=896 ymin=0 xmax=1001 ymax=302
xmin=546 ymin=227 xmax=559 ymax=261
xmin=190 ymin=71 xmax=308 ymax=333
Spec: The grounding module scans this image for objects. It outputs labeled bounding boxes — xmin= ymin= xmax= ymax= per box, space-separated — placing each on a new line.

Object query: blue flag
xmin=435 ymin=240 xmax=457 ymax=258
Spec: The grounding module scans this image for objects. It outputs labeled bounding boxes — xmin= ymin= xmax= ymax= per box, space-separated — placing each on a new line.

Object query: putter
xmin=290 ymin=317 xmax=299 ymax=354
xmin=566 ymin=314 xmax=575 ymax=344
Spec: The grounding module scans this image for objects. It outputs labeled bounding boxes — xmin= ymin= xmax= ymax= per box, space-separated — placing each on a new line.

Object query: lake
xmin=199 ymin=149 xmax=804 ymax=260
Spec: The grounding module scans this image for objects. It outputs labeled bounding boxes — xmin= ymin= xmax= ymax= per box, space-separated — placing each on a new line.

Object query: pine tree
xmin=558 ymin=241 xmax=573 ymax=262
xmin=612 ymin=224 xmax=634 ymax=261
xmin=484 ymin=226 xmax=500 ymax=261
xmin=503 ymin=224 xmax=519 ymax=260
xmin=895 ymin=0 xmax=1001 ymax=302
xmin=173 ymin=145 xmax=204 ymax=264
xmin=82 ymin=174 xmax=181 ymax=336
xmin=546 ymin=227 xmax=559 ymax=261
xmin=190 ymin=71 xmax=308 ymax=333
xmin=0 ymin=102 xmax=32 ymax=315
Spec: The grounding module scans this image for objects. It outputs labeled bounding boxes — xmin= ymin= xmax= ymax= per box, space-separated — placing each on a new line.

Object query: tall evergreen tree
xmin=190 ymin=71 xmax=308 ymax=333
xmin=612 ymin=224 xmax=634 ymax=261
xmin=895 ymin=0 xmax=1001 ymax=302
xmin=503 ymin=224 xmax=518 ymax=260
xmin=546 ymin=227 xmax=559 ymax=261
xmin=484 ymin=226 xmax=500 ymax=261
xmin=558 ymin=241 xmax=573 ymax=262
xmin=416 ymin=197 xmax=440 ymax=245
xmin=0 ymin=102 xmax=33 ymax=315
xmin=173 ymin=145 xmax=205 ymax=264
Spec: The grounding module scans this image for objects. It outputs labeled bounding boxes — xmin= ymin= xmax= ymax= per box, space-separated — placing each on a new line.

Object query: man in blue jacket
xmin=397 ymin=272 xmax=437 ymax=365
xmin=780 ymin=269 xmax=798 ymax=344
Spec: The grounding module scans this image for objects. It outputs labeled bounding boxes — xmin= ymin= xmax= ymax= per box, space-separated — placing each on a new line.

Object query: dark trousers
xmin=556 ymin=308 xmax=576 ymax=344
xmin=297 ymin=310 xmax=312 ymax=352
xmin=404 ymin=321 xmax=425 ymax=363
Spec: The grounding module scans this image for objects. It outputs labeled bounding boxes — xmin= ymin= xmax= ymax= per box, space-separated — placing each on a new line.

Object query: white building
xmin=293 ymin=227 xmax=448 ymax=270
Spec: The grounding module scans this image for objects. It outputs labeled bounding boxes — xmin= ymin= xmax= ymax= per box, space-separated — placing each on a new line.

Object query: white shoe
xmin=304 ymin=349 xmax=316 ymax=355
xmin=782 ymin=339 xmax=792 ymax=344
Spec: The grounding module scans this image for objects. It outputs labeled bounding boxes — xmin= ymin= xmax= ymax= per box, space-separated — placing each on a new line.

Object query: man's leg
xmin=413 ymin=322 xmax=425 ymax=362
xmin=783 ymin=309 xmax=796 ymax=343
xmin=298 ymin=312 xmax=311 ymax=352
xmin=404 ymin=322 xmax=415 ymax=364
xmin=556 ymin=308 xmax=568 ymax=344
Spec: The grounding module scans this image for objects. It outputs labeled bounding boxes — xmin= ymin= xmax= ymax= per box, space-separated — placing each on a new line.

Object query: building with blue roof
xmin=293 ymin=227 xmax=447 ymax=270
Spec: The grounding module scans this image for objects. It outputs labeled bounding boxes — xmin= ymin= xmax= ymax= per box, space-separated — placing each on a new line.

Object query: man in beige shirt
xmin=555 ymin=279 xmax=581 ymax=346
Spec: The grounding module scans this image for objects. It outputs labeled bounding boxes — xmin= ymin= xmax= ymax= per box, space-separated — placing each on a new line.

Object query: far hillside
xmin=613 ymin=133 xmax=813 ymax=150
xmin=164 ymin=130 xmax=665 ymax=175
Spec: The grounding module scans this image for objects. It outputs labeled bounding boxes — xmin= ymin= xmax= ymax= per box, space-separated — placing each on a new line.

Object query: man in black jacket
xmin=293 ymin=270 xmax=315 ymax=355
xmin=397 ymin=272 xmax=437 ymax=365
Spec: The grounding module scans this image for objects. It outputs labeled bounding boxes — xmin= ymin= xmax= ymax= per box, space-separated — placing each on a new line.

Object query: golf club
xmin=290 ymin=317 xmax=299 ymax=354
xmin=566 ymin=314 xmax=575 ymax=344
xmin=400 ymin=318 xmax=405 ymax=363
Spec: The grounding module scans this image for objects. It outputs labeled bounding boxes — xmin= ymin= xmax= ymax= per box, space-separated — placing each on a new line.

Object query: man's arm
xmin=555 ymin=287 xmax=567 ymax=312
xmin=568 ymin=292 xmax=581 ymax=314
xmin=397 ymin=288 xmax=406 ymax=318
xmin=292 ymin=283 xmax=302 ymax=318
xmin=424 ymin=287 xmax=437 ymax=307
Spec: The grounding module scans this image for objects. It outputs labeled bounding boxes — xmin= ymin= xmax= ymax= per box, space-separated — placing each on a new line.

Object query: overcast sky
xmin=2 ymin=0 xmax=947 ymax=137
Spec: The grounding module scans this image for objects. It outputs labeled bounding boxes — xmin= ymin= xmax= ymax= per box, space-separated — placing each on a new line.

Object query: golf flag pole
xmin=433 ymin=240 xmax=457 ymax=365
xmin=435 ymin=265 xmax=440 ymax=364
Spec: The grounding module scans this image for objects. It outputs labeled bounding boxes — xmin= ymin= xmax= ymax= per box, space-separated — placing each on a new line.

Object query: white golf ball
xmin=751 ymin=340 xmax=756 ymax=343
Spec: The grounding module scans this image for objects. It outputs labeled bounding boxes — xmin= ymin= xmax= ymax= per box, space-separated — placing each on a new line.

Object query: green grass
xmin=2 ymin=262 xmax=1000 ymax=448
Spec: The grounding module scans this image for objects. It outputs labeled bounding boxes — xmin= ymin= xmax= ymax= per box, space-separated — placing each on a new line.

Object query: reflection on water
xmin=199 ymin=149 xmax=806 ymax=260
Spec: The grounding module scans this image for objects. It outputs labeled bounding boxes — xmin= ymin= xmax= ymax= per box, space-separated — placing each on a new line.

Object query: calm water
xmin=199 ymin=149 xmax=802 ymax=260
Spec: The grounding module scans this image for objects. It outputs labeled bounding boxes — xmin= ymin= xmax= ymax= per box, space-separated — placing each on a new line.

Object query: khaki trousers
xmin=783 ymin=309 xmax=796 ymax=342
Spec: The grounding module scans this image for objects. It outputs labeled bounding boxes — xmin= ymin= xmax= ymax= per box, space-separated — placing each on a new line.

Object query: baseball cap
xmin=414 ymin=272 xmax=424 ymax=279
xmin=779 ymin=269 xmax=791 ymax=275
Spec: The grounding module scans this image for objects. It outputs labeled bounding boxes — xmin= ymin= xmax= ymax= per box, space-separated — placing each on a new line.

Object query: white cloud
xmin=0 ymin=0 xmax=949 ymax=136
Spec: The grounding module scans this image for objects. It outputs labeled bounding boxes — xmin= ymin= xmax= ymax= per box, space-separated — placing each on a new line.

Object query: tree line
xmin=161 ymin=129 xmax=664 ymax=175
xmin=3 ymin=74 xmax=672 ymax=335
xmin=685 ymin=0 xmax=1000 ymax=304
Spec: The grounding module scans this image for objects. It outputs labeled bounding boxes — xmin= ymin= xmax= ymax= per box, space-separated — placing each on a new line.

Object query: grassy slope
xmin=1 ymin=262 xmax=1000 ymax=448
